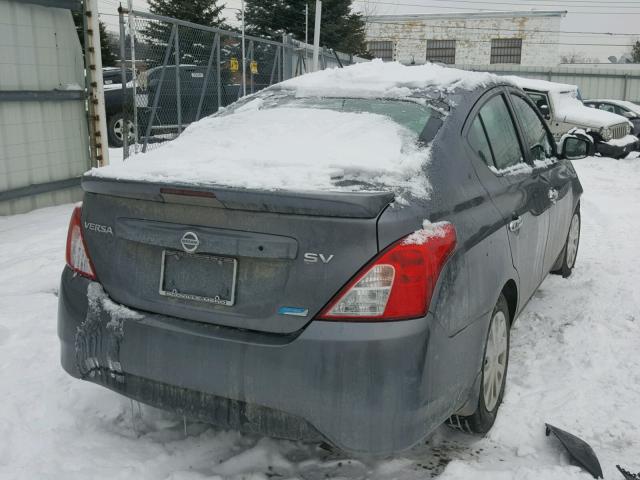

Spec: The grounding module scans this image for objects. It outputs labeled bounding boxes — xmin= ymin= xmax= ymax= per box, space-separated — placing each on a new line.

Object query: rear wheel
xmin=552 ymin=211 xmax=580 ymax=278
xmin=107 ymin=112 xmax=134 ymax=148
xmin=448 ymin=294 xmax=510 ymax=433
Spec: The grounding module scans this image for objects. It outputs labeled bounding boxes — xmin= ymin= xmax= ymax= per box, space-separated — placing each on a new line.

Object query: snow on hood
xmin=89 ymin=107 xmax=432 ymax=197
xmin=279 ymin=59 xmax=504 ymax=99
xmin=589 ymin=99 xmax=640 ymax=115
xmin=552 ymin=90 xmax=628 ymax=128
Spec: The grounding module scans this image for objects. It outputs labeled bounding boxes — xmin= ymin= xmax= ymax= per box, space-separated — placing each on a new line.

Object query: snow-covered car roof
xmin=279 ymin=59 xmax=506 ymax=99
xmin=586 ymin=99 xmax=640 ymax=115
xmin=90 ymin=61 xmax=512 ymax=197
xmin=504 ymin=76 xmax=577 ymax=93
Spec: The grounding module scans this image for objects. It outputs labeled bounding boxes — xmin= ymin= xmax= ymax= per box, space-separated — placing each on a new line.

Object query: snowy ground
xmin=0 ymin=156 xmax=638 ymax=479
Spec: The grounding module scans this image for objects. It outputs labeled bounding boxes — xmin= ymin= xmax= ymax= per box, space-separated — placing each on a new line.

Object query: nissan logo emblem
xmin=180 ymin=231 xmax=200 ymax=253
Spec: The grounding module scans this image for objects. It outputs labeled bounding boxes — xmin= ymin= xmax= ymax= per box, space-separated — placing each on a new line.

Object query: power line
xmin=358 ymin=0 xmax=640 ymax=4
xmin=357 ymin=0 xmax=640 ymax=9
xmin=366 ymin=35 xmax=636 ymax=47
xmin=366 ymin=19 xmax=640 ymax=37
xmin=355 ymin=0 xmax=640 ymax=14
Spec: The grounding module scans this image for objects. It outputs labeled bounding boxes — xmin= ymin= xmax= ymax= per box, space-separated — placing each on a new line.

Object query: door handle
xmin=548 ymin=188 xmax=559 ymax=204
xmin=509 ymin=216 xmax=523 ymax=232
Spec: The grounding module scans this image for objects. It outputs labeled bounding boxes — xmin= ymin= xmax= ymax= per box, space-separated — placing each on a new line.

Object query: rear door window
xmin=468 ymin=116 xmax=495 ymax=167
xmin=510 ymin=95 xmax=554 ymax=162
xmin=476 ymin=95 xmax=524 ymax=171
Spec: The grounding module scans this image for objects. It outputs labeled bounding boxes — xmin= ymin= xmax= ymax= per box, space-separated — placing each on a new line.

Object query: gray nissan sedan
xmin=58 ymin=63 xmax=591 ymax=456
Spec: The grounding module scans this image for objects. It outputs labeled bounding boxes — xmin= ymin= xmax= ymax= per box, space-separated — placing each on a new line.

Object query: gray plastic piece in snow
xmin=617 ymin=465 xmax=640 ymax=480
xmin=545 ymin=423 xmax=603 ymax=479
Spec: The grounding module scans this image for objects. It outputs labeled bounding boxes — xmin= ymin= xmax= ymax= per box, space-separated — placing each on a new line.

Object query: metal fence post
xmin=119 ymin=8 xmax=129 ymax=159
xmin=127 ymin=5 xmax=139 ymax=153
xmin=216 ymin=36 xmax=221 ymax=111
xmin=623 ymin=75 xmax=629 ymax=100
xmin=269 ymin=47 xmax=280 ymax=85
xmin=249 ymin=40 xmax=254 ymax=94
xmin=174 ymin=26 xmax=182 ymax=134
xmin=195 ymin=33 xmax=220 ymax=121
xmin=142 ymin=25 xmax=176 ymax=153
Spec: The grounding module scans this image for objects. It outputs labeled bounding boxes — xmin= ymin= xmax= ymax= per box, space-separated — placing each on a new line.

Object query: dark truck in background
xmin=103 ymin=66 xmax=242 ymax=147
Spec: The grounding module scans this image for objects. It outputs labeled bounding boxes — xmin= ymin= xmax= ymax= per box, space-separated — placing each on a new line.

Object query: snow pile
xmin=89 ymin=107 xmax=432 ymax=198
xmin=281 ymin=59 xmax=503 ymax=99
xmin=403 ymin=220 xmax=451 ymax=245
xmin=505 ymin=76 xmax=576 ymax=94
xmin=488 ymin=162 xmax=533 ymax=176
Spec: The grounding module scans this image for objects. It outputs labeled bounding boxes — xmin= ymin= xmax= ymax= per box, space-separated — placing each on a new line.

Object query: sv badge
xmin=304 ymin=252 xmax=334 ymax=264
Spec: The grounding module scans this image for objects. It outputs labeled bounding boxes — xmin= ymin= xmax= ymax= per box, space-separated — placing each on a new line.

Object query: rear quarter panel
xmin=376 ymin=87 xmax=518 ymax=414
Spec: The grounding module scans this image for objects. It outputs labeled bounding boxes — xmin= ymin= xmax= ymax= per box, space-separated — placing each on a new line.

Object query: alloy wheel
xmin=566 ymin=214 xmax=580 ymax=269
xmin=113 ymin=117 xmax=134 ymax=142
xmin=482 ymin=310 xmax=508 ymax=412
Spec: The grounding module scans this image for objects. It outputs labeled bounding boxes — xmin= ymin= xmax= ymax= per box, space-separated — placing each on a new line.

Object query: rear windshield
xmin=222 ymin=93 xmax=438 ymax=136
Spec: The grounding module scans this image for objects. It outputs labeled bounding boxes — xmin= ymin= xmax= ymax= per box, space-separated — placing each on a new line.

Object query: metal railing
xmin=118 ymin=9 xmax=366 ymax=158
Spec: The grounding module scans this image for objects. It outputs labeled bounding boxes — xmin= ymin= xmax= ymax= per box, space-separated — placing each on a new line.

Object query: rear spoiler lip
xmin=81 ymin=176 xmax=396 ymax=219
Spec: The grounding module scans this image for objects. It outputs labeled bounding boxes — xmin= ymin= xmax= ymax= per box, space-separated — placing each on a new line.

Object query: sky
xmin=98 ymin=0 xmax=640 ymax=63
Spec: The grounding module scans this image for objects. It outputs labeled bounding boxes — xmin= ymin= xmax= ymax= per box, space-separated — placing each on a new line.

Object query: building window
xmin=490 ymin=38 xmax=522 ymax=64
xmin=426 ymin=39 xmax=456 ymax=64
xmin=367 ymin=41 xmax=393 ymax=61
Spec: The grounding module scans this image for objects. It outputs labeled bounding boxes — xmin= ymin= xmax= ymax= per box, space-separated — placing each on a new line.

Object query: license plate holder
xmin=159 ymin=250 xmax=237 ymax=306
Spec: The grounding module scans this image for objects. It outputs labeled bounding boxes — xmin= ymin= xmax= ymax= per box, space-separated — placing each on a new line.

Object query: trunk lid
xmin=80 ymin=177 xmax=393 ymax=334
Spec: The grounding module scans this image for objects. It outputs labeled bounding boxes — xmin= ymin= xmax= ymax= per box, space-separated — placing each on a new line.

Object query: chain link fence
xmin=115 ymin=9 xmax=366 ymax=158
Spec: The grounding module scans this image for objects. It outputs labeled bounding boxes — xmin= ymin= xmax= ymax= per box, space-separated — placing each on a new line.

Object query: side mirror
xmin=622 ymin=110 xmax=638 ymax=120
xmin=561 ymin=135 xmax=594 ymax=160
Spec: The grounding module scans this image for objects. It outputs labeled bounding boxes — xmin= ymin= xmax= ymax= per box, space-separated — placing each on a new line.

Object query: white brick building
xmin=365 ymin=11 xmax=566 ymax=67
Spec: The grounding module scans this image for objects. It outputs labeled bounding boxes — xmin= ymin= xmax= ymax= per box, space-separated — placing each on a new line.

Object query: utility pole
xmin=312 ymin=0 xmax=322 ymax=72
xmin=241 ymin=0 xmax=246 ymax=97
xmin=305 ymin=3 xmax=309 ymax=69
xmin=305 ymin=4 xmax=309 ymax=45
xmin=84 ymin=0 xmax=109 ymax=166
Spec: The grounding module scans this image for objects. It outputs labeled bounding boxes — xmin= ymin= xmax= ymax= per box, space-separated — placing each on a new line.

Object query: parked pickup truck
xmin=507 ymin=77 xmax=638 ymax=159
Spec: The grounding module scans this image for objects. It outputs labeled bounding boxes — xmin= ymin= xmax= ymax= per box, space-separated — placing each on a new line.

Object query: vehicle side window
xmin=468 ymin=116 xmax=495 ymax=167
xmin=526 ymin=92 xmax=550 ymax=113
xmin=598 ymin=103 xmax=616 ymax=113
xmin=477 ymin=95 xmax=524 ymax=170
xmin=511 ymin=95 xmax=554 ymax=162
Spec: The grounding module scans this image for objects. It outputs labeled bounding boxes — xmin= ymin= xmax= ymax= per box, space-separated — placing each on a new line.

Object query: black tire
xmin=448 ymin=294 xmax=510 ymax=434
xmin=107 ymin=112 xmax=133 ymax=148
xmin=551 ymin=210 xmax=581 ymax=278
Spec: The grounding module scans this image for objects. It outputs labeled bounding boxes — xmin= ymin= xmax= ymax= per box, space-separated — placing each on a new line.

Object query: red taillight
xmin=65 ymin=205 xmax=96 ymax=280
xmin=318 ymin=223 xmax=456 ymax=322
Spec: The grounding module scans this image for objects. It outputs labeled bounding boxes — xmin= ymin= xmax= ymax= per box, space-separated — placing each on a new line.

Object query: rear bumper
xmin=596 ymin=137 xmax=640 ymax=158
xmin=57 ymin=267 xmax=454 ymax=456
